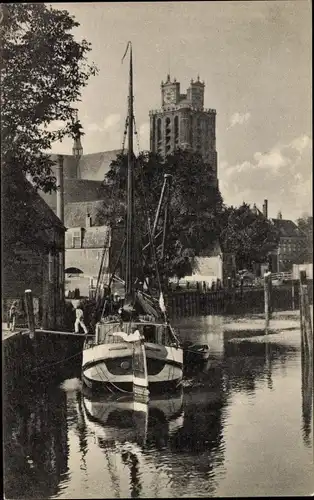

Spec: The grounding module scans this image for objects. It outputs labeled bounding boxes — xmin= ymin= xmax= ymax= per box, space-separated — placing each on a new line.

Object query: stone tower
xmin=149 ymin=75 xmax=218 ymax=182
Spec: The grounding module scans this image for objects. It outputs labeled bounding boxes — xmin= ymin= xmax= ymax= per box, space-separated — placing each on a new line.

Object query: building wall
xmin=2 ymin=164 xmax=65 ymax=329
xmin=65 ymin=248 xmax=109 ymax=278
xmin=2 ymin=233 xmax=64 ymax=329
xmin=186 ymin=256 xmax=223 ymax=284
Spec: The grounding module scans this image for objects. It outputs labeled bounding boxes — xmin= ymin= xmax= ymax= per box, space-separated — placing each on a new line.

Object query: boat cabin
xmin=95 ymin=321 xmax=177 ymax=347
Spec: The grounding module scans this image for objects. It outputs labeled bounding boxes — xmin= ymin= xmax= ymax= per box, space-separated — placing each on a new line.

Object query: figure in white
xmin=74 ymin=303 xmax=88 ymax=334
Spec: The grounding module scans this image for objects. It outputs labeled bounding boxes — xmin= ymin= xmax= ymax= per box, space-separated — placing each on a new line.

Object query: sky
xmin=51 ymin=1 xmax=312 ymax=221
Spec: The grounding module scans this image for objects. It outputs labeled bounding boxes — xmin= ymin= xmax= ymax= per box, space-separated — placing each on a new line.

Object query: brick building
xmin=63 ymin=201 xmax=125 ymax=298
xmin=255 ymin=200 xmax=305 ymax=272
xmin=63 ymin=201 xmax=110 ymax=297
xmin=2 ymin=164 xmax=66 ymax=329
xmin=269 ymin=212 xmax=306 ymax=272
xmin=149 ymin=74 xmax=218 ymax=186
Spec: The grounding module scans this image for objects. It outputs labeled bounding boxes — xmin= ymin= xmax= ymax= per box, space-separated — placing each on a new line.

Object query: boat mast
xmin=125 ymin=42 xmax=134 ymax=303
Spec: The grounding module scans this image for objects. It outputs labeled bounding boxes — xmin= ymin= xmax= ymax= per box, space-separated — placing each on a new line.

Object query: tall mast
xmin=125 ymin=42 xmax=134 ymax=302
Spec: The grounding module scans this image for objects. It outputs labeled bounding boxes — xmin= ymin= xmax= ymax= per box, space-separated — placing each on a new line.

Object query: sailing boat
xmin=82 ymin=42 xmax=183 ymax=394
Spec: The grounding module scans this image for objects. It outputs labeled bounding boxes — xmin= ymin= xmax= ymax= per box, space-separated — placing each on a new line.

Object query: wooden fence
xmin=165 ymin=282 xmax=313 ymax=318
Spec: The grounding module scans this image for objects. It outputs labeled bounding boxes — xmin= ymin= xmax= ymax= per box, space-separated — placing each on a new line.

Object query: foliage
xmin=296 ymin=215 xmax=313 ymax=263
xmin=97 ymin=149 xmax=223 ymax=280
xmin=0 ymin=3 xmax=97 ymax=192
xmin=218 ymin=203 xmax=280 ymax=269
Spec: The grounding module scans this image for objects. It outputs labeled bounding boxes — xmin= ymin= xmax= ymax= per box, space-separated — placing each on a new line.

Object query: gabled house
xmin=2 ymin=164 xmax=66 ymax=329
xmin=269 ymin=213 xmax=306 ymax=272
xmin=63 ymin=201 xmax=110 ymax=297
xmin=254 ymin=200 xmax=305 ymax=272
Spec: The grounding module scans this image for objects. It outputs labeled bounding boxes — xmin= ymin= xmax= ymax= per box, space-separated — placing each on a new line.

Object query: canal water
xmin=3 ymin=315 xmax=314 ymax=498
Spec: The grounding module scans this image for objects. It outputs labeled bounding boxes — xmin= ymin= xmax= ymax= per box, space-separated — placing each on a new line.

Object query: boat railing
xmin=95 ymin=321 xmax=179 ymax=348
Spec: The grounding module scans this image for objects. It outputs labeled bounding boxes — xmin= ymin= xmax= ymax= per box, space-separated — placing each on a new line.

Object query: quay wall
xmin=3 ymin=330 xmax=84 ymax=393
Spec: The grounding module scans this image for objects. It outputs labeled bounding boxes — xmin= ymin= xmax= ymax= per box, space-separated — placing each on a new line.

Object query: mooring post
xmin=25 ymin=289 xmax=36 ymax=338
xmin=264 ymin=271 xmax=272 ymax=332
xmin=299 ymin=271 xmax=306 ymax=348
xmin=299 ymin=271 xmax=313 ymax=357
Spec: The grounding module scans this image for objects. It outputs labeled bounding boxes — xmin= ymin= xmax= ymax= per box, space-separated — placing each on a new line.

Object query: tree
xmin=0 ymin=3 xmax=97 ymax=192
xmin=218 ymin=203 xmax=280 ymax=270
xmin=97 ymin=149 xmax=223 ymax=281
xmin=296 ymin=215 xmax=313 ymax=263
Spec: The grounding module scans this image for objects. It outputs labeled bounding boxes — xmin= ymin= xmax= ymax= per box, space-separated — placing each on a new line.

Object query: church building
xmin=149 ymin=74 xmax=218 ymax=186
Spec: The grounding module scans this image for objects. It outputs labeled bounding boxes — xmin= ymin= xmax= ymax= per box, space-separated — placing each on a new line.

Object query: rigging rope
xmin=133 ymin=115 xmax=141 ymax=155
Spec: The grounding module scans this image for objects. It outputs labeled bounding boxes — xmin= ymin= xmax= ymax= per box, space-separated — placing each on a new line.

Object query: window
xmin=174 ymin=116 xmax=179 ymax=142
xmin=157 ymin=118 xmax=162 ymax=142
xmin=72 ymin=230 xmax=81 ymax=248
xmin=59 ymin=252 xmax=64 ymax=284
xmin=48 ymin=252 xmax=53 ymax=283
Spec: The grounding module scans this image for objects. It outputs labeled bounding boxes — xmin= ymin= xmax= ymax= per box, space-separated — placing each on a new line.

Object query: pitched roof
xmin=251 ymin=203 xmax=263 ymax=216
xmin=2 ymin=163 xmax=65 ymax=232
xmin=270 ymin=218 xmax=304 ymax=238
xmin=50 ymin=150 xmax=121 ymax=182
xmin=78 ymin=150 xmax=121 ymax=181
xmin=64 ymin=200 xmax=106 ymax=228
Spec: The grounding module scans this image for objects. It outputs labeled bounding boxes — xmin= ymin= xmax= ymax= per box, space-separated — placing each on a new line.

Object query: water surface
xmin=4 ymin=315 xmax=313 ymax=498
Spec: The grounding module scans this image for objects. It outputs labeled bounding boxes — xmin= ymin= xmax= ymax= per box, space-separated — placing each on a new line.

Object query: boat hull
xmin=82 ymin=341 xmax=183 ymax=394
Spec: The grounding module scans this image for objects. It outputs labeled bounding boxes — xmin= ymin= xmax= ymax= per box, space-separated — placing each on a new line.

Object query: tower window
xmin=157 ymin=118 xmax=162 ymax=142
xmin=165 ymin=117 xmax=171 ymax=147
xmin=174 ymin=116 xmax=179 ymax=142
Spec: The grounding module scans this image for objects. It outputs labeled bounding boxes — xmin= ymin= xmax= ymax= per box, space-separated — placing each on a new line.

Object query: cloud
xmin=87 ymin=123 xmax=103 ymax=132
xmin=219 ymin=134 xmax=312 ymax=220
xmin=103 ymin=113 xmax=121 ymax=131
xmin=86 ymin=114 xmax=121 ymax=133
xmin=229 ymin=112 xmax=251 ymax=128
xmin=290 ymin=134 xmax=312 ymax=154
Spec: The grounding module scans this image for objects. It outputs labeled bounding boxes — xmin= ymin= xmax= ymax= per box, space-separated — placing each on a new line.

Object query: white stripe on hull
xmin=82 ymin=342 xmax=183 ymax=386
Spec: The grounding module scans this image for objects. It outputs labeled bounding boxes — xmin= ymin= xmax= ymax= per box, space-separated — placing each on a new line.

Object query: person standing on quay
xmin=74 ymin=303 xmax=88 ymax=334
xmin=8 ymin=300 xmax=17 ymax=332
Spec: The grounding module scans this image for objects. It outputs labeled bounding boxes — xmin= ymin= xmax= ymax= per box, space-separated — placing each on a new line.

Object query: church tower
xmin=72 ymin=111 xmax=83 ymax=179
xmin=149 ymin=75 xmax=218 ymax=184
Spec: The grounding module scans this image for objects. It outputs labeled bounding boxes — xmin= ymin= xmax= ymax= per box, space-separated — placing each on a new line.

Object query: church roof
xmin=50 ymin=150 xmax=121 ymax=182
xmin=78 ymin=150 xmax=121 ymax=181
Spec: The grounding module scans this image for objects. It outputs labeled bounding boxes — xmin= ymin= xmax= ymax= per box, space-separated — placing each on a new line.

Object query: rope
xmin=133 ymin=115 xmax=141 ymax=155
xmin=30 ymin=348 xmax=83 ymax=372
xmin=121 ymin=115 xmax=129 ymax=153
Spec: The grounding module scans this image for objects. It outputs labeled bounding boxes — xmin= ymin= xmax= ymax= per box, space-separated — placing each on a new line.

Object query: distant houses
xmin=254 ymin=200 xmax=306 ymax=273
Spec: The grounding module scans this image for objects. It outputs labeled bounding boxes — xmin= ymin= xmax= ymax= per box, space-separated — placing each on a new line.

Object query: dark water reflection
xmin=3 ymin=315 xmax=314 ymax=498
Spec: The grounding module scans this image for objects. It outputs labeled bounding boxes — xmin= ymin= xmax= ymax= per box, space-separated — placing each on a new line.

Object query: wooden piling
xmin=299 ymin=271 xmax=313 ymax=358
xmin=264 ymin=272 xmax=272 ymax=332
xmin=25 ymin=289 xmax=36 ymax=337
xmin=291 ymin=280 xmax=295 ymax=310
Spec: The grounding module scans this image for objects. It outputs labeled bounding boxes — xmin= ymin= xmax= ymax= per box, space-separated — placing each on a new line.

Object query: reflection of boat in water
xmin=78 ymin=385 xmax=226 ymax=497
xmin=81 ymin=389 xmax=184 ymax=450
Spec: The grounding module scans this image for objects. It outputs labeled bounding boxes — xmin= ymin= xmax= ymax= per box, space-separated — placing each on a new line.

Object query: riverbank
xmin=223 ymin=308 xmax=313 ymax=344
